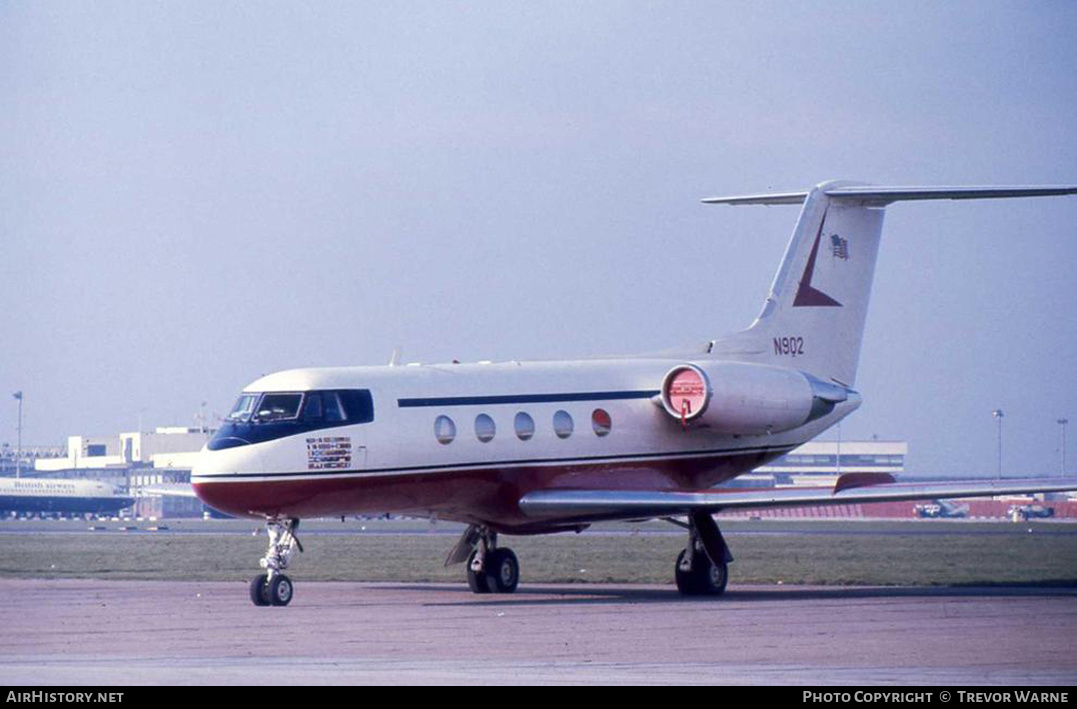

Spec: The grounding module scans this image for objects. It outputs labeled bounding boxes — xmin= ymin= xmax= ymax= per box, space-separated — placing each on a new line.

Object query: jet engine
xmin=659 ymin=361 xmax=848 ymax=435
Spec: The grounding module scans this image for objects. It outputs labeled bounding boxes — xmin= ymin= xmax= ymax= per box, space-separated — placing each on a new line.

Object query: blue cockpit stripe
xmin=397 ymin=390 xmax=660 ymax=408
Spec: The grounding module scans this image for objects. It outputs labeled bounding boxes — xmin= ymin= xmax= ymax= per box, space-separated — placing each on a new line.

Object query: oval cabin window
xmin=592 ymin=408 xmax=612 ymax=437
xmin=553 ymin=410 xmax=574 ymax=439
xmin=514 ymin=412 xmax=535 ymax=441
xmin=475 ymin=414 xmax=496 ymax=443
xmin=434 ymin=415 xmax=456 ymax=445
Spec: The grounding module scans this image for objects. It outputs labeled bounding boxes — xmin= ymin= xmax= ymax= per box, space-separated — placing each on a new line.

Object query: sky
xmin=1 ymin=1 xmax=1075 ymax=476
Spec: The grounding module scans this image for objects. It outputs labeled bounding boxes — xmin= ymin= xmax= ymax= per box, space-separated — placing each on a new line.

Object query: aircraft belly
xmin=191 ymin=448 xmax=779 ymax=526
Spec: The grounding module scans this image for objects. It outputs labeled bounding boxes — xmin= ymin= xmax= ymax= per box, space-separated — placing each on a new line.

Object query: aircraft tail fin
xmin=704 ymin=182 xmax=1077 ymax=386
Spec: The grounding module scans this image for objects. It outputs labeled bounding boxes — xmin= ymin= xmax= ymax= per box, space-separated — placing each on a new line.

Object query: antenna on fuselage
xmin=389 ymin=348 xmax=402 ymax=367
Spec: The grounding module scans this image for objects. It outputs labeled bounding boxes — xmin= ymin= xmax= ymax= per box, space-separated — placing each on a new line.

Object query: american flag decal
xmin=830 ymin=234 xmax=849 ymax=260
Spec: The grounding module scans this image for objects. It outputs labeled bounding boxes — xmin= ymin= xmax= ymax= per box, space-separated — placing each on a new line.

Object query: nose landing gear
xmin=250 ymin=518 xmax=302 ymax=607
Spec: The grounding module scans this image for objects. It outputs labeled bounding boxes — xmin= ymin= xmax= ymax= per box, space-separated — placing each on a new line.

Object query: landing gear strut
xmin=447 ymin=524 xmax=520 ymax=594
xmin=672 ymin=512 xmax=732 ymax=597
xmin=250 ymin=518 xmax=302 ymax=607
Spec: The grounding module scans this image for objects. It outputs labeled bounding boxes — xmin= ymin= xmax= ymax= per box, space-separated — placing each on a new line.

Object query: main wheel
xmin=268 ymin=573 xmax=294 ymax=606
xmin=697 ymin=557 xmax=728 ymax=596
xmin=675 ymin=549 xmax=728 ymax=597
xmin=467 ymin=549 xmax=490 ymax=593
xmin=484 ymin=548 xmax=519 ymax=594
xmin=249 ymin=573 xmax=271 ymax=606
xmin=675 ymin=549 xmax=699 ymax=595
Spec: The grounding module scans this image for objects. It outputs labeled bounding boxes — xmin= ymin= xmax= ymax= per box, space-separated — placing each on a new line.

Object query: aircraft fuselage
xmin=192 ymin=357 xmax=858 ymax=532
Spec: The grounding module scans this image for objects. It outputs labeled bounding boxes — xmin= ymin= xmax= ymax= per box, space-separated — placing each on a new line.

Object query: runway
xmin=2 ymin=579 xmax=1076 ymax=685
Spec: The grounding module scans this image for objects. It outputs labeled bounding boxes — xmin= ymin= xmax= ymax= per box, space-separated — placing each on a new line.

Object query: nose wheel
xmin=250 ymin=574 xmax=271 ymax=606
xmin=249 ymin=572 xmax=295 ymax=606
xmin=250 ymin=518 xmax=301 ymax=607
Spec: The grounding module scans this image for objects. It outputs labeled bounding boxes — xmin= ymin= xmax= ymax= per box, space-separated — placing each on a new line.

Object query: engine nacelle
xmin=659 ymin=361 xmax=847 ymax=435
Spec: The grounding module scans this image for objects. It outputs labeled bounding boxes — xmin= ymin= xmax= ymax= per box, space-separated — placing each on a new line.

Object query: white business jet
xmin=192 ymin=181 xmax=1077 ymax=606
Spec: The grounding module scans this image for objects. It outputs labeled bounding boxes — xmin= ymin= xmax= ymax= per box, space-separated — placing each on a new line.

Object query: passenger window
xmin=435 ymin=415 xmax=456 ymax=445
xmin=592 ymin=408 xmax=611 ymax=437
xmin=514 ymin=412 xmax=535 ymax=441
xmin=475 ymin=414 xmax=496 ymax=443
xmin=553 ymin=410 xmax=573 ymax=439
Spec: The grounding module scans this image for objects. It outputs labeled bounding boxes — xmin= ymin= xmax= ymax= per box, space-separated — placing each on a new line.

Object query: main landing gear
xmin=250 ymin=518 xmax=303 ymax=607
xmin=446 ymin=524 xmax=519 ymax=594
xmin=671 ymin=512 xmax=733 ymax=597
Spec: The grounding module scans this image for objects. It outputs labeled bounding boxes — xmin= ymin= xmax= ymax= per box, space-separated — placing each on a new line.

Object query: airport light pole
xmin=836 ymin=422 xmax=842 ymax=477
xmin=13 ymin=391 xmax=22 ymax=479
xmin=992 ymin=409 xmax=1004 ymax=480
xmin=1060 ymin=418 xmax=1069 ymax=476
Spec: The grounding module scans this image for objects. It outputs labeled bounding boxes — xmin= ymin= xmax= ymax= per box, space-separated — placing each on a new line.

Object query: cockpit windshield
xmin=222 ymin=390 xmax=374 ymax=426
xmin=210 ymin=389 xmax=374 ymax=450
xmin=255 ymin=393 xmax=304 ymax=422
xmin=227 ymin=394 xmax=259 ymax=422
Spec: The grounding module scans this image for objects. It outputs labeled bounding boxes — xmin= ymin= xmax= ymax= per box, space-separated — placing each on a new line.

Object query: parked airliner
xmin=192 ymin=181 xmax=1077 ymax=606
xmin=0 ymin=477 xmax=133 ymax=518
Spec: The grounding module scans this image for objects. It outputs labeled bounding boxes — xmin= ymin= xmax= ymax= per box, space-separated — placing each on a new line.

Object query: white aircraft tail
xmin=704 ymin=181 xmax=1077 ymax=386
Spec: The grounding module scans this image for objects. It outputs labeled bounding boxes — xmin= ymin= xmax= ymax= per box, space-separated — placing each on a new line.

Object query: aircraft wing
xmin=518 ymin=474 xmax=1077 ymax=521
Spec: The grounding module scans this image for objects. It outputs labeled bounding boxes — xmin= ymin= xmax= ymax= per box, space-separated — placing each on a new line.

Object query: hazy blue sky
xmin=2 ymin=1 xmax=1075 ymax=476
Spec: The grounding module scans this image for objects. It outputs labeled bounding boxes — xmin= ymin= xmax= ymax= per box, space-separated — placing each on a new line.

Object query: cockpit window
xmin=302 ymin=392 xmax=324 ymax=420
xmin=323 ymin=391 xmax=347 ymax=423
xmin=246 ymin=390 xmax=374 ymax=425
xmin=227 ymin=394 xmax=259 ymax=422
xmin=209 ymin=388 xmax=375 ymax=450
xmin=300 ymin=391 xmax=349 ymax=423
xmin=338 ymin=390 xmax=374 ymax=424
xmin=255 ymin=393 xmax=303 ymax=421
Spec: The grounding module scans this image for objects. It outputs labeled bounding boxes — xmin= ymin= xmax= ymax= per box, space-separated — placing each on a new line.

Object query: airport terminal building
xmin=737 ymin=440 xmax=907 ymax=489
xmin=26 ymin=427 xmax=210 ymax=518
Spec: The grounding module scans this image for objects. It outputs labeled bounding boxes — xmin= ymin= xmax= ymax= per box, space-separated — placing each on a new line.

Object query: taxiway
xmin=1 ymin=579 xmax=1075 ymax=685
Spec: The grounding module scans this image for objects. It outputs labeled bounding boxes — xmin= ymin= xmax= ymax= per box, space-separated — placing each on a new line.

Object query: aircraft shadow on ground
xmin=364 ymin=582 xmax=1077 ymax=608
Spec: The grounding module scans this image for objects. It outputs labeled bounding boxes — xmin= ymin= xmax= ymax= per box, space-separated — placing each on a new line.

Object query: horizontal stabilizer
xmin=519 ymin=478 xmax=1077 ymax=521
xmin=703 ymin=185 xmax=1077 ymax=207
xmin=700 ymin=191 xmax=810 ymax=206
xmin=833 ymin=472 xmax=895 ymax=494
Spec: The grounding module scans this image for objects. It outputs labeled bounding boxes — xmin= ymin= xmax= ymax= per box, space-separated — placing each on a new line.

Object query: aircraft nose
xmin=191 ymin=445 xmax=266 ymax=518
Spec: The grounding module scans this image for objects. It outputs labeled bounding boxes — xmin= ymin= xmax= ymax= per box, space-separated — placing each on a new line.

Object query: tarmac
xmin=2 ymin=579 xmax=1076 ymax=685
